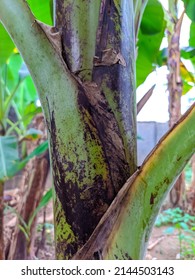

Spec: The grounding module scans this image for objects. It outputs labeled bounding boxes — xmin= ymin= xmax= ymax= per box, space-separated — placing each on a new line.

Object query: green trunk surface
xmin=53 ymin=0 xmax=137 ymax=259
xmin=0 ymin=0 xmax=137 ymax=259
xmin=73 ymin=104 xmax=195 ymax=260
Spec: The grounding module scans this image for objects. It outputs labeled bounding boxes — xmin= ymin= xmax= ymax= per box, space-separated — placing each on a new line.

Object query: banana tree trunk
xmin=73 ymin=104 xmax=195 ymax=260
xmin=52 ymin=0 xmax=137 ymax=259
xmin=0 ymin=0 xmax=137 ymax=259
xmin=1 ymin=0 xmax=194 ymax=261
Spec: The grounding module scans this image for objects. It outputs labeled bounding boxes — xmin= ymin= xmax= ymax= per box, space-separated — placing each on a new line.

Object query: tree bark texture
xmin=52 ymin=0 xmax=137 ymax=259
xmin=73 ymin=104 xmax=195 ymax=260
xmin=168 ymin=10 xmax=185 ymax=206
xmin=1 ymin=0 xmax=195 ymax=260
xmin=167 ymin=12 xmax=183 ymax=127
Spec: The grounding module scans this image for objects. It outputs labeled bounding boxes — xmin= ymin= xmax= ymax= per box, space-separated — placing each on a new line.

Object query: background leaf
xmin=189 ymin=22 xmax=195 ymax=46
xmin=11 ymin=140 xmax=49 ymax=176
xmin=181 ymin=46 xmax=195 ymax=60
xmin=0 ymin=0 xmax=53 ymax=68
xmin=0 ymin=135 xmax=19 ymax=180
xmin=136 ymin=0 xmax=166 ymax=86
xmin=0 ymin=138 xmax=48 ymax=181
xmin=28 ymin=188 xmax=53 ymax=228
xmin=27 ymin=0 xmax=53 ymax=25
xmin=182 ymin=0 xmax=195 ymax=22
xmin=0 ymin=24 xmax=15 ymax=66
xmin=3 ymin=53 xmax=22 ymax=92
xmin=13 ymin=75 xmax=38 ymax=117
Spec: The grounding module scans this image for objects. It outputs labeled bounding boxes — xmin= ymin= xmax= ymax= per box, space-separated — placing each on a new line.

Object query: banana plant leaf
xmin=73 ymin=103 xmax=195 ymax=260
xmin=0 ymin=0 xmax=52 ymax=67
xmin=0 ymin=135 xmax=18 ymax=180
xmin=27 ymin=0 xmax=53 ymax=25
xmin=0 ymin=136 xmax=48 ymax=181
xmin=182 ymin=0 xmax=195 ymax=22
xmin=136 ymin=0 xmax=166 ymax=86
xmin=0 ymin=24 xmax=15 ymax=66
xmin=189 ymin=22 xmax=195 ymax=46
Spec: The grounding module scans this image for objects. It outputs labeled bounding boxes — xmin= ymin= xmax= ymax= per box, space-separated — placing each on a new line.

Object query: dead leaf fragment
xmin=94 ymin=48 xmax=126 ymax=67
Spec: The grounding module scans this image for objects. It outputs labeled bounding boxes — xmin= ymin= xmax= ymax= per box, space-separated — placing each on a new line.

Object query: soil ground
xmin=4 ymin=198 xmax=194 ymax=260
xmin=146 ymin=226 xmax=183 ymax=260
xmin=3 ymin=174 xmax=195 ymax=260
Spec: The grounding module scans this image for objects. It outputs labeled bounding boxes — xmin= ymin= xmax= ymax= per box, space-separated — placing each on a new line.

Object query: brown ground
xmin=34 ymin=223 xmax=191 ymax=260
xmin=146 ymin=226 xmax=182 ymax=260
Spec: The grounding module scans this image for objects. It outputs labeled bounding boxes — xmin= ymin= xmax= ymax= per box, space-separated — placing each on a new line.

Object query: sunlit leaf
xmin=182 ymin=0 xmax=195 ymax=22
xmin=140 ymin=0 xmax=164 ymax=35
xmin=180 ymin=60 xmax=195 ymax=95
xmin=5 ymin=53 xmax=23 ymax=91
xmin=181 ymin=46 xmax=195 ymax=60
xmin=180 ymin=61 xmax=195 ymax=83
xmin=14 ymin=75 xmax=38 ymax=117
xmin=22 ymin=103 xmax=42 ymax=128
xmin=189 ymin=22 xmax=195 ymax=46
xmin=136 ymin=0 xmax=166 ymax=86
xmin=182 ymin=80 xmax=193 ymax=95
xmin=27 ymin=0 xmax=53 ymax=25
xmin=28 ymin=188 xmax=53 ymax=228
xmin=0 ymin=23 xmax=14 ymax=66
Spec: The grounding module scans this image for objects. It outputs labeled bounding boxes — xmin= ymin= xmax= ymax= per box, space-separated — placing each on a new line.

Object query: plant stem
xmin=73 ymin=103 xmax=195 ymax=260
